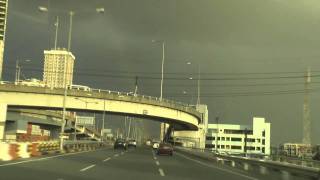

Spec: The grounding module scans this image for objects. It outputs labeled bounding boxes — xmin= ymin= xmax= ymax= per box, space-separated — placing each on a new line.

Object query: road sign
xmin=76 ymin=116 xmax=95 ymax=125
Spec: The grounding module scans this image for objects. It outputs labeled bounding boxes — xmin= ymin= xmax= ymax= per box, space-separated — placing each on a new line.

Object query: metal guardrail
xmin=269 ymin=155 xmax=320 ymax=170
xmin=175 ymin=146 xmax=320 ymax=180
xmin=0 ymin=84 xmax=201 ymax=122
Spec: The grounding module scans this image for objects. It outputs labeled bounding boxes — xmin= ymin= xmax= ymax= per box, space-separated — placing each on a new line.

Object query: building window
xmin=246 ymin=146 xmax=255 ymax=150
xmin=221 ymin=145 xmax=225 ymax=149
xmin=231 ymin=137 xmax=242 ymax=142
xmin=262 ymin=147 xmax=265 ymax=153
xmin=217 ymin=145 xmax=220 ymax=149
xmin=257 ymin=139 xmax=261 ymax=143
xmin=226 ymin=137 xmax=230 ymax=141
xmin=226 ymin=145 xmax=230 ymax=149
xmin=221 ymin=137 xmax=225 ymax=141
xmin=231 ymin=145 xmax=242 ymax=150
xmin=262 ymin=139 xmax=265 ymax=145
xmin=206 ymin=136 xmax=215 ymax=141
xmin=208 ymin=129 xmax=218 ymax=134
xmin=205 ymin=144 xmax=215 ymax=148
xmin=224 ymin=129 xmax=253 ymax=135
xmin=217 ymin=137 xmax=220 ymax=141
xmin=262 ymin=130 xmax=266 ymax=137
xmin=256 ymin=147 xmax=261 ymax=151
xmin=246 ymin=138 xmax=255 ymax=142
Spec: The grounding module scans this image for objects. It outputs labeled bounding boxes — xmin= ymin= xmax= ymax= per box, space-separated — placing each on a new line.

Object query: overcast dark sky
xmin=3 ymin=0 xmax=320 ymax=145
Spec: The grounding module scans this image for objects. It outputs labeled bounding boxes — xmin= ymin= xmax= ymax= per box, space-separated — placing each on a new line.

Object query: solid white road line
xmin=103 ymin=157 xmax=111 ymax=162
xmin=114 ymin=154 xmax=119 ymax=157
xmin=155 ymin=161 xmax=160 ymax=166
xmin=80 ymin=164 xmax=96 ymax=172
xmin=175 ymin=152 xmax=258 ymax=180
xmin=0 ymin=148 xmax=110 ymax=167
xmin=158 ymin=168 xmax=165 ymax=176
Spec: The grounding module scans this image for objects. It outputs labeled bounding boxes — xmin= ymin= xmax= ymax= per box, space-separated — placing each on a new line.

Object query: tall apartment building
xmin=43 ymin=49 xmax=75 ymax=88
xmin=0 ymin=0 xmax=8 ymax=80
xmin=205 ymin=117 xmax=271 ymax=155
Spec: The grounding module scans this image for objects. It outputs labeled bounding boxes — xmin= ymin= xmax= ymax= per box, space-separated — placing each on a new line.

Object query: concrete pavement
xmin=0 ymin=147 xmax=307 ymax=180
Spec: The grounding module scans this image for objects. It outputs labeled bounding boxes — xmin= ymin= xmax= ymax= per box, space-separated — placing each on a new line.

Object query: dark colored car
xmin=114 ymin=139 xmax=127 ymax=150
xmin=157 ymin=143 xmax=173 ymax=156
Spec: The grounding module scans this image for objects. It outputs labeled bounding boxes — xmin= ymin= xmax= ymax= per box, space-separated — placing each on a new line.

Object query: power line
xmin=165 ymin=89 xmax=320 ymax=98
xmin=5 ymin=66 xmax=320 ymax=81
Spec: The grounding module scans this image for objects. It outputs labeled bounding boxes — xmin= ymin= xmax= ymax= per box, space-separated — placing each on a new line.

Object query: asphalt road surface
xmin=0 ymin=147 xmax=308 ymax=180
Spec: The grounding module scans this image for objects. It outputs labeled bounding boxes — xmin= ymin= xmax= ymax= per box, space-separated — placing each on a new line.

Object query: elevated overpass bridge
xmin=0 ymin=84 xmax=201 ymax=140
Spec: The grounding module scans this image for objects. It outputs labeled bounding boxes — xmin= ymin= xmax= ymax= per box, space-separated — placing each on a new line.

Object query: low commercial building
xmin=205 ymin=117 xmax=271 ymax=155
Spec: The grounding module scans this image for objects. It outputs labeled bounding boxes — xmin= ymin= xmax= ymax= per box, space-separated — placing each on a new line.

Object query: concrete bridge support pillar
xmin=0 ymin=103 xmax=7 ymax=140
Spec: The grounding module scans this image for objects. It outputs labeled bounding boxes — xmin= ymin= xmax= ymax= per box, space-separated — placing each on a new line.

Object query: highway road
xmin=0 ymin=147 xmax=306 ymax=180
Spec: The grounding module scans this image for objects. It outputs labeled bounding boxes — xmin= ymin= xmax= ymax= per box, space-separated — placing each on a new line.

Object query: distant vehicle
xmin=0 ymin=81 xmax=10 ymax=84
xmin=114 ymin=139 xmax=127 ymax=150
xmin=157 ymin=143 xmax=173 ymax=156
xmin=128 ymin=139 xmax=137 ymax=148
xmin=69 ymin=84 xmax=91 ymax=91
xmin=18 ymin=78 xmax=45 ymax=87
xmin=146 ymin=140 xmax=152 ymax=146
xmin=152 ymin=141 xmax=160 ymax=149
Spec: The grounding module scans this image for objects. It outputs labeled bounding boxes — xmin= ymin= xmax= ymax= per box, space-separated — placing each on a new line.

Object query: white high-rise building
xmin=205 ymin=117 xmax=271 ymax=155
xmin=0 ymin=0 xmax=8 ymax=80
xmin=43 ymin=49 xmax=75 ymax=88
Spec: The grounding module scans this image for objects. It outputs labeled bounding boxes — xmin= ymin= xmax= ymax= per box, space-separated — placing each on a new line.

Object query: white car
xmin=152 ymin=142 xmax=160 ymax=149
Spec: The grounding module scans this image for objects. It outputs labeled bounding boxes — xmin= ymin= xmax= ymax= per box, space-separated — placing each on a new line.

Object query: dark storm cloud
xmin=3 ymin=0 xmax=320 ymax=144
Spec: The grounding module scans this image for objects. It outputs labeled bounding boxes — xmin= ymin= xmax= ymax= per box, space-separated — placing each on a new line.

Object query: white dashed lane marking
xmin=103 ymin=157 xmax=111 ymax=162
xmin=80 ymin=164 xmax=96 ymax=172
xmin=155 ymin=161 xmax=160 ymax=166
xmin=159 ymin=168 xmax=165 ymax=176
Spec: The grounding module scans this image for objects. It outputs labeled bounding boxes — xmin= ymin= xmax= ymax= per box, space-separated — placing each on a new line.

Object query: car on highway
xmin=152 ymin=141 xmax=160 ymax=149
xmin=128 ymin=139 xmax=137 ymax=148
xmin=156 ymin=143 xmax=173 ymax=156
xmin=114 ymin=139 xmax=127 ymax=150
xmin=146 ymin=140 xmax=152 ymax=146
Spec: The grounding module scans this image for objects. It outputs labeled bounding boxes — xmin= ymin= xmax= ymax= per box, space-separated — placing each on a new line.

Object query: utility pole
xmin=197 ymin=65 xmax=201 ymax=106
xmin=134 ymin=76 xmax=138 ymax=95
xmin=67 ymin=11 xmax=74 ymax=51
xmin=15 ymin=61 xmax=21 ymax=83
xmin=101 ymin=99 xmax=106 ymax=142
xmin=215 ymin=117 xmax=219 ymax=152
xmin=303 ymin=67 xmax=311 ymax=144
xmin=244 ymin=128 xmax=248 ymax=156
xmin=128 ymin=117 xmax=132 ymax=139
xmin=54 ymin=16 xmax=59 ymax=50
xmin=124 ymin=116 xmax=127 ymax=139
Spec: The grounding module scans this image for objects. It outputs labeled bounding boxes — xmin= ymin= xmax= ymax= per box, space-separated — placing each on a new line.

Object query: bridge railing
xmin=75 ymin=87 xmax=201 ymax=119
xmin=174 ymin=146 xmax=320 ymax=180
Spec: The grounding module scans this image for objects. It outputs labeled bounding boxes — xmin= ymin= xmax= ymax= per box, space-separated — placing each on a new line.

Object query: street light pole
xmin=74 ymin=116 xmax=77 ymax=141
xmin=60 ymin=51 xmax=69 ymax=151
xmin=60 ymin=83 xmax=67 ymax=151
xmin=160 ymin=41 xmax=165 ymax=101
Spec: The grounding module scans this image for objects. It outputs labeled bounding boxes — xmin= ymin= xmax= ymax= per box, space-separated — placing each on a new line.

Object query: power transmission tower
xmin=303 ymin=67 xmax=311 ymax=144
